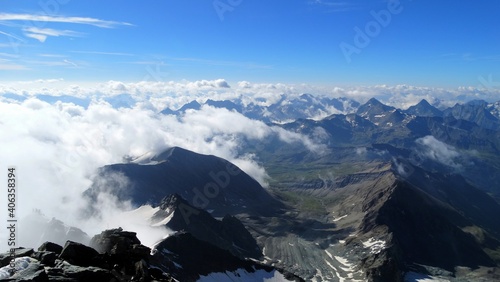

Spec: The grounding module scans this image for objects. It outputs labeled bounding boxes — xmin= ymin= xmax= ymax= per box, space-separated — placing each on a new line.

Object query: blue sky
xmin=0 ymin=0 xmax=499 ymax=87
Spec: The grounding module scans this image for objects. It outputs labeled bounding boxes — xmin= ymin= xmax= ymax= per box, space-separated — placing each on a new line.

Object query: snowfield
xmin=197 ymin=268 xmax=291 ymax=282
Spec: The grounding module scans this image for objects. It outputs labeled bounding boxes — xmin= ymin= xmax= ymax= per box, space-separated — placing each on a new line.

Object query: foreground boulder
xmin=59 ymin=241 xmax=99 ymax=267
xmin=1 ymin=227 xmax=302 ymax=281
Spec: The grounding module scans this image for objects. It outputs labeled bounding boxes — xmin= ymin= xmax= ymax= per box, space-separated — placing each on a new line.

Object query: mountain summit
xmin=87 ymin=146 xmax=284 ymax=217
xmin=405 ymin=99 xmax=443 ymax=117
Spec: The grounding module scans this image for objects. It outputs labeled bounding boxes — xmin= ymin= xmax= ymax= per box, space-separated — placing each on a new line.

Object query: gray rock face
xmin=153 ymin=193 xmax=262 ymax=259
xmin=3 ymin=227 xmax=297 ymax=282
xmin=150 ymin=232 xmax=304 ymax=282
xmin=59 ymin=241 xmax=99 ymax=267
xmin=444 ymin=100 xmax=500 ymax=130
xmin=89 ymin=228 xmax=143 ymax=255
xmin=37 ymin=242 xmax=63 ymax=255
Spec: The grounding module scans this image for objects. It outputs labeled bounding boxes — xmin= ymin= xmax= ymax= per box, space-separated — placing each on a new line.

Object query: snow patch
xmin=404 ymin=272 xmax=450 ymax=282
xmin=362 ymin=237 xmax=386 ymax=254
xmin=0 ymin=257 xmax=36 ymax=279
xmin=334 ymin=256 xmax=355 ymax=272
xmin=197 ymin=268 xmax=292 ymax=282
xmin=125 ymin=205 xmax=160 ymax=219
xmin=151 ymin=211 xmax=174 ymax=227
xmin=131 ymin=151 xmax=163 ymax=165
xmin=333 ymin=215 xmax=348 ymax=222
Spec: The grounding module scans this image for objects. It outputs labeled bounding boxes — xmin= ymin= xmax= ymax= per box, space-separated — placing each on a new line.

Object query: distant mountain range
xmin=160 ymin=96 xmax=500 ymax=126
xmin=160 ymin=94 xmax=360 ymax=122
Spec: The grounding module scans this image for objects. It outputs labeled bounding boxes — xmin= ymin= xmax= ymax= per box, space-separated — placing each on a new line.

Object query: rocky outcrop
xmin=1 ymin=227 xmax=300 ymax=282
xmin=152 ymin=193 xmax=262 ymax=259
xmin=150 ymin=232 xmax=304 ymax=282
xmin=0 ymin=229 xmax=171 ymax=281
xmin=352 ymin=163 xmax=500 ymax=281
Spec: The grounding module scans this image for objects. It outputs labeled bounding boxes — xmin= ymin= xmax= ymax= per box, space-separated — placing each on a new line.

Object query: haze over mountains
xmin=2 ymin=88 xmax=500 ymax=281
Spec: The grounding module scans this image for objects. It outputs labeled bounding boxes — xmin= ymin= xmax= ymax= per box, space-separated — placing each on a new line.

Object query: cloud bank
xmin=415 ymin=136 xmax=462 ymax=169
xmin=1 ymin=80 xmax=499 ymax=112
xmin=0 ymin=93 xmax=323 ymax=250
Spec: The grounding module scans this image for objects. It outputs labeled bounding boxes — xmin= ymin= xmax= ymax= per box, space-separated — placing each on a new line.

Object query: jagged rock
xmin=89 ymin=228 xmax=150 ymax=263
xmin=46 ymin=262 xmax=114 ymax=281
xmin=90 ymin=228 xmax=140 ymax=253
xmin=134 ymin=259 xmax=149 ymax=281
xmin=31 ymin=251 xmax=57 ymax=267
xmin=150 ymin=232 xmax=301 ymax=282
xmin=149 ymin=267 xmax=172 ymax=281
xmin=37 ymin=242 xmax=63 ymax=255
xmin=153 ymin=194 xmax=261 ymax=259
xmin=20 ymin=214 xmax=90 ymax=247
xmin=130 ymin=244 xmax=151 ymax=258
xmin=59 ymin=241 xmax=98 ymax=267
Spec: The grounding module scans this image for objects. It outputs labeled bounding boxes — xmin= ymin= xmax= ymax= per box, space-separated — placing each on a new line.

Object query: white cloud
xmin=186 ymin=79 xmax=230 ymax=89
xmin=0 ymin=95 xmax=324 ymax=249
xmin=25 ymin=33 xmax=48 ymax=43
xmin=416 ymin=136 xmax=462 ymax=169
xmin=23 ymin=27 xmax=82 ymax=42
xmin=0 ymin=13 xmax=132 ymax=28
xmin=2 ymin=80 xmax=500 ymax=115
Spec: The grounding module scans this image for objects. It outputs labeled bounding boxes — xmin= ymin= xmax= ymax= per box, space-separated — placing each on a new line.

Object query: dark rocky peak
xmin=89 ymin=227 xmax=149 ymax=258
xmin=19 ymin=212 xmax=90 ymax=247
xmin=59 ymin=241 xmax=100 ymax=267
xmin=299 ymin=93 xmax=314 ymax=102
xmin=360 ymin=97 xmax=391 ymax=109
xmin=38 ymin=242 xmax=63 ymax=255
xmin=178 ymin=100 xmax=201 ymax=112
xmin=355 ymin=161 xmax=500 ymax=279
xmin=89 ymin=146 xmax=283 ymax=216
xmin=150 ymin=232 xmax=303 ymax=282
xmin=356 ymin=98 xmax=395 ymax=118
xmin=157 ymin=193 xmax=187 ymax=211
xmin=405 ymin=99 xmax=443 ymax=117
xmin=151 ymin=146 xmax=218 ymax=164
xmin=151 ymin=193 xmax=262 ymax=259
xmin=205 ymin=99 xmax=242 ymax=112
xmin=159 ymin=107 xmax=175 ymax=115
xmin=443 ymin=100 xmax=500 ymax=130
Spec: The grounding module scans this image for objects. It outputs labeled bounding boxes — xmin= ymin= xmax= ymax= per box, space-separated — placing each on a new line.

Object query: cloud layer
xmin=2 ymin=80 xmax=499 ymax=112
xmin=0 ymin=92 xmax=323 ymax=249
xmin=415 ymin=136 xmax=462 ymax=169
